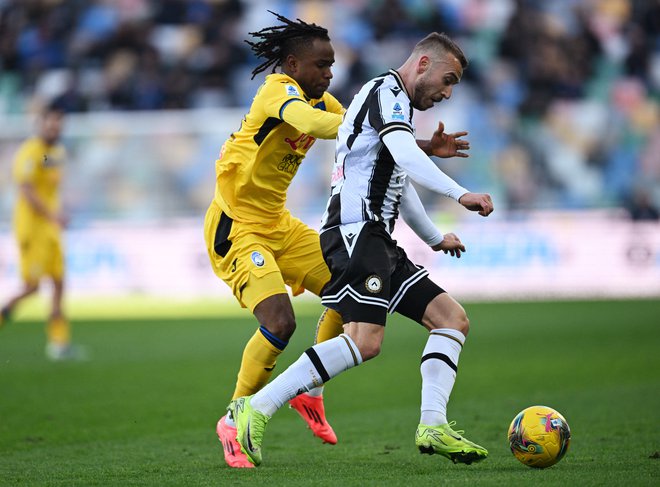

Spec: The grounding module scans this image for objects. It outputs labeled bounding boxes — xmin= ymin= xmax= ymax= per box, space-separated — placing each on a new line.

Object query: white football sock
xmin=420 ymin=328 xmax=465 ymax=426
xmin=252 ymin=334 xmax=362 ymax=416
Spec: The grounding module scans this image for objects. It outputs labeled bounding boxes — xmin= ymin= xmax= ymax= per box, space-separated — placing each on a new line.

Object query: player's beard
xmin=412 ymin=77 xmax=435 ymax=111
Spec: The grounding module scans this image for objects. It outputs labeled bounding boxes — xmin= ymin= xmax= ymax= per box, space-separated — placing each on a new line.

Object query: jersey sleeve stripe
xmin=278 ymin=98 xmax=305 ymax=120
xmin=378 ymin=122 xmax=413 ymax=139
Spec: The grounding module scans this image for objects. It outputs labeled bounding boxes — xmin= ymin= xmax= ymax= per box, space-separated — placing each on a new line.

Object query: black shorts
xmin=320 ymin=221 xmax=445 ymax=326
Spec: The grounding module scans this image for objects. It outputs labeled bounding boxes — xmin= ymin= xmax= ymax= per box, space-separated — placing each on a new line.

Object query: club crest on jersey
xmin=365 ymin=275 xmax=382 ymax=294
xmin=285 ymin=84 xmax=301 ymax=97
xmin=251 ymin=251 xmax=265 ymax=267
xmin=392 ymin=102 xmax=405 ymax=121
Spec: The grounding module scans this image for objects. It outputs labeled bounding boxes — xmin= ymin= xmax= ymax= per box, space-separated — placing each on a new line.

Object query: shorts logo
xmin=365 ymin=275 xmax=382 ymax=294
xmin=251 ymin=251 xmax=265 ymax=267
xmin=286 ymin=84 xmax=301 ymax=97
xmin=392 ymin=102 xmax=405 ymax=121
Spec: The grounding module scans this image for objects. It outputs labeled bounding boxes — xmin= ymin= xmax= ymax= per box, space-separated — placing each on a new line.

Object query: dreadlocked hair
xmin=246 ymin=10 xmax=330 ymax=79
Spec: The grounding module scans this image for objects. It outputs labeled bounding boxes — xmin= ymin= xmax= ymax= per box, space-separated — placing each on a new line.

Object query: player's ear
xmin=418 ymin=55 xmax=430 ymax=74
xmin=284 ymin=54 xmax=298 ymax=74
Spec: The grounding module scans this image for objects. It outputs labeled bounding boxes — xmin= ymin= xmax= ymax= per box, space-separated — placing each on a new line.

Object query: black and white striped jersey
xmin=321 ymin=69 xmax=415 ymax=233
xmin=320 ymin=69 xmax=468 ymax=235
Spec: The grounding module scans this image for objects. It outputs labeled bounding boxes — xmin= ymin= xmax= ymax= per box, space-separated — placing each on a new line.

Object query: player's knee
xmin=264 ymin=315 xmax=296 ymax=341
xmin=343 ymin=322 xmax=384 ymax=360
xmin=450 ymin=311 xmax=470 ymax=336
xmin=429 ymin=309 xmax=470 ymax=335
xmin=357 ymin=340 xmax=381 ymax=361
xmin=254 ymin=294 xmax=297 ymax=341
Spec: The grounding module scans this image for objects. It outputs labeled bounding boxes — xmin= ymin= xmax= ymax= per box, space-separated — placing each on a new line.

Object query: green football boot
xmin=415 ymin=422 xmax=488 ymax=465
xmin=232 ymin=395 xmax=270 ymax=466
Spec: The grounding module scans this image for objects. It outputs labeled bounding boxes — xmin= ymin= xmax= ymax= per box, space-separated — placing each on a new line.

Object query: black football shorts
xmin=320 ymin=221 xmax=444 ymax=326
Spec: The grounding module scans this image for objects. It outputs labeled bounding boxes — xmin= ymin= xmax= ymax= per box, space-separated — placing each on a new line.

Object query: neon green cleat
xmin=232 ymin=395 xmax=270 ymax=466
xmin=415 ymin=422 xmax=488 ymax=465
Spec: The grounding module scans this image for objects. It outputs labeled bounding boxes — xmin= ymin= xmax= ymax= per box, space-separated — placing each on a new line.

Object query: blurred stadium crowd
xmin=0 ymin=0 xmax=659 ymax=219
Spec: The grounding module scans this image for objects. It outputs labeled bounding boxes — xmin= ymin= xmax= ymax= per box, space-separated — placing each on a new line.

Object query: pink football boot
xmin=289 ymin=393 xmax=337 ymax=445
xmin=216 ymin=415 xmax=255 ymax=468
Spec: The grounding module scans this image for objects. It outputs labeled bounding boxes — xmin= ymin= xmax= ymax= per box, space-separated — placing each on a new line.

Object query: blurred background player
xmin=0 ymin=102 xmax=82 ymax=361
xmin=231 ymin=31 xmax=494 ymax=467
xmin=203 ymin=12 xmax=346 ymax=468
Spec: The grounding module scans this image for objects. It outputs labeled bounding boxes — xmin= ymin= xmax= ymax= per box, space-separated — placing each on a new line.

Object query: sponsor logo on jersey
xmin=251 ymin=251 xmax=265 ymax=267
xmin=284 ymin=133 xmax=316 ymax=151
xmin=286 ymin=84 xmax=301 ymax=97
xmin=392 ymin=102 xmax=405 ymax=121
xmin=330 ymin=162 xmax=344 ymax=185
xmin=277 ymin=154 xmax=303 ymax=174
xmin=365 ymin=275 xmax=383 ymax=293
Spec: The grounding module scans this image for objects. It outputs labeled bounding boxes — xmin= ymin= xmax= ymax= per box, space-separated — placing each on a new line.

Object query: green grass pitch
xmin=1 ymin=298 xmax=659 ymax=486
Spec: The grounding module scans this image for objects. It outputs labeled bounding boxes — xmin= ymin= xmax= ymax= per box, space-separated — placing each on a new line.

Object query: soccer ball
xmin=508 ymin=405 xmax=571 ymax=468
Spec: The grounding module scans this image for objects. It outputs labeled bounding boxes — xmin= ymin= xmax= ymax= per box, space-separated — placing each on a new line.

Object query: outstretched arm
xmin=382 ymin=128 xmax=494 ymax=216
xmin=280 ymin=100 xmax=343 ymax=139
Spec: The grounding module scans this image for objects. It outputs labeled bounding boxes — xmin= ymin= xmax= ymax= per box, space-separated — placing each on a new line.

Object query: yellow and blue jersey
xmin=213 ymin=73 xmax=344 ymax=224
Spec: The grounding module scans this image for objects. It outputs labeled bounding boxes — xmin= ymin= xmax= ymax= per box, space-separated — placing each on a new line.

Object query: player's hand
xmin=431 ymin=233 xmax=465 ymax=258
xmin=459 ymin=192 xmax=494 ymax=217
xmin=429 ymin=121 xmax=470 ymax=158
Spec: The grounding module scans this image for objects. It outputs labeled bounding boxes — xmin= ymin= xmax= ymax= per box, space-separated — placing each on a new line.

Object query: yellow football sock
xmin=47 ymin=316 xmax=70 ymax=345
xmin=315 ymin=307 xmax=344 ymax=344
xmin=232 ymin=329 xmax=283 ymax=400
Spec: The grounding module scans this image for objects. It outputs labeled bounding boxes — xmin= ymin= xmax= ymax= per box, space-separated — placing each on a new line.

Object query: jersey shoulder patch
xmin=391 ymin=101 xmax=405 ymax=121
xmin=285 ymin=84 xmax=301 ymax=97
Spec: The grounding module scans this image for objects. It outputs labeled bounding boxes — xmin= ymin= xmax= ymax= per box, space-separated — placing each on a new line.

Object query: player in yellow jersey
xmin=205 ymin=12 xmax=472 ymax=469
xmin=204 ymin=13 xmax=345 ymax=468
xmin=0 ymin=102 xmax=82 ymax=361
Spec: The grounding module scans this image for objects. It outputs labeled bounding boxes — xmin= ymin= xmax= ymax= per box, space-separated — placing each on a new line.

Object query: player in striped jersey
xmin=206 ymin=14 xmax=473 ymax=467
xmin=232 ymin=32 xmax=494 ymax=466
